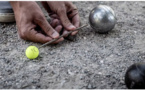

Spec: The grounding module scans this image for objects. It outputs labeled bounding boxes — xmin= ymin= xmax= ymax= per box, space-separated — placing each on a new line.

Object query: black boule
xmin=125 ymin=62 xmax=145 ymax=89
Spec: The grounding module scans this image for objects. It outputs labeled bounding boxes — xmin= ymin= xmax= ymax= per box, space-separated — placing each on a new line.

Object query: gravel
xmin=1 ymin=1 xmax=145 ymax=89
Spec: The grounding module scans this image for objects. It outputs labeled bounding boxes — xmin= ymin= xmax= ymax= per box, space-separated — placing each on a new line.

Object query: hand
xmin=10 ymin=1 xmax=64 ymax=44
xmin=41 ymin=1 xmax=80 ymax=36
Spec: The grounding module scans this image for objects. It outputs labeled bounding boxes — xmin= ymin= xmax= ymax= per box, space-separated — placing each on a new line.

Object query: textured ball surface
xmin=89 ymin=5 xmax=116 ymax=33
xmin=125 ymin=62 xmax=145 ymax=89
xmin=25 ymin=46 xmax=39 ymax=59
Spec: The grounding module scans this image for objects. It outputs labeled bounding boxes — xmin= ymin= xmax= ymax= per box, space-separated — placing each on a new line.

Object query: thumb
xmin=57 ymin=9 xmax=76 ymax=31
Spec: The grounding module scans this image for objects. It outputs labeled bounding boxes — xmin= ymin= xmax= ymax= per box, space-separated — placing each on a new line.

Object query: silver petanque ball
xmin=89 ymin=5 xmax=116 ymax=34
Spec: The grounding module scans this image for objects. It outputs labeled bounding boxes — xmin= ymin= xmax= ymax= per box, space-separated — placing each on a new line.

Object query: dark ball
xmin=125 ymin=62 xmax=145 ymax=89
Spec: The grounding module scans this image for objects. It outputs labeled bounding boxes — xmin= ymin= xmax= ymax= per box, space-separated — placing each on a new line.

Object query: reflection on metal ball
xmin=89 ymin=5 xmax=116 ymax=34
xmin=125 ymin=62 xmax=145 ymax=89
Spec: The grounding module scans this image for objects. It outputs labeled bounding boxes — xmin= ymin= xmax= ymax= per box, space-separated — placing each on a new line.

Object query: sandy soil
xmin=1 ymin=1 xmax=145 ymax=89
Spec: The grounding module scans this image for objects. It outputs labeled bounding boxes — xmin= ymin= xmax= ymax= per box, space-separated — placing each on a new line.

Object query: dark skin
xmin=10 ymin=1 xmax=80 ymax=44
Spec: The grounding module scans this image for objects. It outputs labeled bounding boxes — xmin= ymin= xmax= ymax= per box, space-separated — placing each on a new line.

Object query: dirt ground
xmin=1 ymin=1 xmax=145 ymax=89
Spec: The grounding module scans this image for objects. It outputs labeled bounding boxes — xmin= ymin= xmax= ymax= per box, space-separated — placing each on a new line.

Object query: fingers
xmin=18 ymin=23 xmax=52 ymax=44
xmin=50 ymin=19 xmax=69 ymax=37
xmin=19 ymin=18 xmax=64 ymax=44
xmin=50 ymin=14 xmax=60 ymax=19
xmin=53 ymin=25 xmax=64 ymax=44
xmin=50 ymin=19 xmax=62 ymax=34
xmin=19 ymin=28 xmax=64 ymax=44
xmin=72 ymin=13 xmax=80 ymax=28
xmin=61 ymin=29 xmax=69 ymax=37
xmin=71 ymin=30 xmax=78 ymax=36
xmin=34 ymin=15 xmax=59 ymax=39
xmin=71 ymin=12 xmax=80 ymax=36
xmin=21 ymin=28 xmax=52 ymax=44
xmin=57 ymin=6 xmax=79 ymax=35
xmin=57 ymin=8 xmax=76 ymax=31
xmin=50 ymin=19 xmax=60 ymax=28
xmin=49 ymin=19 xmax=64 ymax=43
xmin=55 ymin=25 xmax=62 ymax=33
xmin=66 ymin=3 xmax=80 ymax=35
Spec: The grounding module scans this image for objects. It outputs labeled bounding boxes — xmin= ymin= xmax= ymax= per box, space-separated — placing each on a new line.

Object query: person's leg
xmin=0 ymin=1 xmax=15 ymax=22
